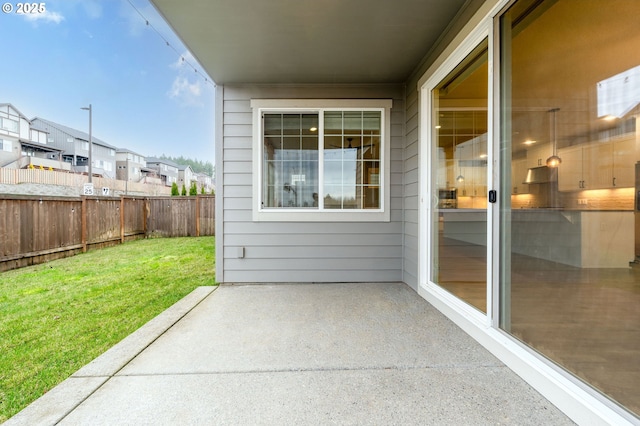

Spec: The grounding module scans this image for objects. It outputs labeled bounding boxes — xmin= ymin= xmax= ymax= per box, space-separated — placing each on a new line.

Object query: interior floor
xmin=437 ymin=237 xmax=640 ymax=416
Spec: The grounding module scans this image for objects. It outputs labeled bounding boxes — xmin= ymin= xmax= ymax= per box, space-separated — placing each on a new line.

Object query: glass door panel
xmin=499 ymin=0 xmax=640 ymax=415
xmin=431 ymin=39 xmax=489 ymax=313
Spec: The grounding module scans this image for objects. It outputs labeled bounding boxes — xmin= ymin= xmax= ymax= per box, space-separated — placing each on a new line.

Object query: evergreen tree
xmin=171 ymin=182 xmax=179 ymax=196
xmin=181 ymin=184 xmax=187 ymax=196
xmin=189 ymin=182 xmax=198 ymax=196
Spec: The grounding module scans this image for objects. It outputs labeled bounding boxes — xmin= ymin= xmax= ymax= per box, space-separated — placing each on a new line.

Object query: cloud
xmin=167 ymin=51 xmax=206 ymax=106
xmin=23 ymin=10 xmax=65 ymax=24
xmin=168 ymin=76 xmax=203 ymax=106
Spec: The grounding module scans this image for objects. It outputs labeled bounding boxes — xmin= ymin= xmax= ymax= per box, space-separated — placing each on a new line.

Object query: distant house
xmin=145 ymin=157 xmax=179 ymax=187
xmin=0 ymin=103 xmax=69 ymax=171
xmin=115 ymin=148 xmax=146 ymax=183
xmin=31 ymin=117 xmax=117 ymax=178
xmin=194 ymin=172 xmax=214 ymax=194
xmin=177 ymin=164 xmax=195 ymax=189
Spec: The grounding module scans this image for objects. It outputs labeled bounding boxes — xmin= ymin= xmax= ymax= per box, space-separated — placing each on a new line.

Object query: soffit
xmin=151 ymin=0 xmax=470 ymax=85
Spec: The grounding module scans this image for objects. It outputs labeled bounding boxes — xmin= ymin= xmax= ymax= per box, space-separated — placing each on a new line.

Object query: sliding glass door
xmin=431 ymin=39 xmax=489 ymax=313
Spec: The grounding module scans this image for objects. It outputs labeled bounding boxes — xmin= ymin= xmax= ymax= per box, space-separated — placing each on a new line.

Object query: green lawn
xmin=0 ymin=236 xmax=215 ymax=422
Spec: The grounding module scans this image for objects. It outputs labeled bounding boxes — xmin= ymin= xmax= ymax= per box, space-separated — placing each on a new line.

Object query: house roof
xmin=146 ymin=157 xmax=180 ymax=168
xmin=19 ymin=139 xmax=64 ymax=152
xmin=31 ymin=117 xmax=117 ymax=150
xmin=0 ymin=103 xmax=29 ymax=120
xmin=150 ymin=0 xmax=474 ymax=85
xmin=116 ymin=148 xmax=146 ymax=157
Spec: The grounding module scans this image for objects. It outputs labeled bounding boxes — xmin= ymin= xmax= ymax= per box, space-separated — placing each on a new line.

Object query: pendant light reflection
xmin=456 ymin=145 xmax=464 ymax=182
xmin=546 ymin=108 xmax=561 ymax=168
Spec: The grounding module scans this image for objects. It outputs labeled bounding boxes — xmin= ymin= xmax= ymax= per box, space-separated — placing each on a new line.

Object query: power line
xmin=125 ymin=0 xmax=214 ymax=87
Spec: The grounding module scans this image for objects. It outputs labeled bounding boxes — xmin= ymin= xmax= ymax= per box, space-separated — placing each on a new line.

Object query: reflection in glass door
xmin=499 ymin=0 xmax=640 ymax=415
xmin=431 ymin=39 xmax=489 ymax=313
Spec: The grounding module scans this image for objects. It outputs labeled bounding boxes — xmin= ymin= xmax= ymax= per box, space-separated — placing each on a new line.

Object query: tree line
xmin=157 ymin=154 xmax=214 ymax=176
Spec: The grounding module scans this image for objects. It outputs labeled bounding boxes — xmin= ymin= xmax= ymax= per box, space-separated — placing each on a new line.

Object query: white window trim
xmin=251 ymin=99 xmax=392 ymax=222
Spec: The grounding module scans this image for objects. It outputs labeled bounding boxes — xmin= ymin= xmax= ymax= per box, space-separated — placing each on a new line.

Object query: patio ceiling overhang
xmin=150 ymin=0 xmax=474 ymax=85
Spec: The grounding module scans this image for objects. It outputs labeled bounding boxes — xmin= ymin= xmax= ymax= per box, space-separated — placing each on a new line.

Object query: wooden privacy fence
xmin=0 ymin=168 xmax=172 ymax=196
xmin=0 ymin=195 xmax=215 ymax=272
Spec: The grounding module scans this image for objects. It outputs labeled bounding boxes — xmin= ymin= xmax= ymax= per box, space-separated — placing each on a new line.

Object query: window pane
xmin=363 ymin=111 xmax=381 ymax=135
xmin=499 ymin=0 xmax=640 ymax=415
xmin=363 ymin=161 xmax=380 ymax=185
xmin=345 ymin=136 xmax=361 ymax=151
xmin=343 ymin=111 xmax=362 ymax=135
xmin=324 ymin=135 xmax=342 ymax=150
xmin=282 ymin=114 xmax=301 ymax=135
xmin=324 ymin=112 xmax=342 ymax=135
xmin=363 ymin=136 xmax=380 ymax=160
xmin=323 ymin=158 xmax=342 ymax=184
xmin=363 ymin=185 xmax=380 ymax=209
xmin=262 ymin=113 xmax=318 ymax=208
xmin=302 ymin=136 xmax=318 ymax=151
xmin=323 ymin=110 xmax=382 ymax=209
xmin=282 ymin=136 xmax=301 ymax=160
xmin=302 ymin=114 xmax=318 ymax=135
xmin=264 ymin=115 xmax=281 ymax=136
xmin=323 ymin=184 xmax=343 ymax=209
xmin=342 ymin=153 xmax=357 ymax=186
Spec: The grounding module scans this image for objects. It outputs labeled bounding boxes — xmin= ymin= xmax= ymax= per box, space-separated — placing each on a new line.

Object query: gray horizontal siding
xmin=225 ymin=257 xmax=400 ymax=271
xmin=402 ymin=79 xmax=421 ymax=291
xmin=224 ymin=245 xmax=400 ymax=259
xmin=224 ymin=233 xmax=402 ymax=248
xmin=224 ymin=221 xmax=402 ymax=235
xmin=221 ymin=84 xmax=405 ymax=283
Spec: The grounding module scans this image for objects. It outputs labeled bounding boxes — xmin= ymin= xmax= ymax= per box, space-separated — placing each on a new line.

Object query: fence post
xmin=143 ymin=197 xmax=148 ymax=237
xmin=120 ymin=196 xmax=125 ymax=244
xmin=81 ymin=196 xmax=87 ymax=252
xmin=195 ymin=195 xmax=201 ymax=237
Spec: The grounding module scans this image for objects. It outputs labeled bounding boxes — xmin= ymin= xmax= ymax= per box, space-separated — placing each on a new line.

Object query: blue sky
xmin=1 ymin=0 xmax=215 ymax=165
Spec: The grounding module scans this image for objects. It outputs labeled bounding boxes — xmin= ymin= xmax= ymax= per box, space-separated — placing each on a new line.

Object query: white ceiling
xmin=150 ymin=0 xmax=473 ymax=85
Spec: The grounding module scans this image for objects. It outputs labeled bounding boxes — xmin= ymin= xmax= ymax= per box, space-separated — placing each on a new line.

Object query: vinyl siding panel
xmin=224 ymin=231 xmax=402 ymax=248
xmin=223 ymin=161 xmax=252 ymax=174
xmin=225 ymin=221 xmax=403 ymax=235
xmin=221 ymin=84 xmax=404 ymax=283
xmin=224 ymin=245 xmax=398 ymax=259
xmin=402 ymin=79 xmax=421 ymax=291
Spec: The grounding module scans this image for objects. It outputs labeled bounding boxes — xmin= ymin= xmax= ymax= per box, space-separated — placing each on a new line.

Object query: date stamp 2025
xmin=2 ymin=2 xmax=46 ymax=14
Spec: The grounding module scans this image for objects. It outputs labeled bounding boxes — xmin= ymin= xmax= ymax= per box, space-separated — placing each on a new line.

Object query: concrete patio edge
xmin=4 ymin=286 xmax=218 ymax=426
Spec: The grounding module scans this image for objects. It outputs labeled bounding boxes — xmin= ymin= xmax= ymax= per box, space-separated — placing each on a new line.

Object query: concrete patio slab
xmin=6 ymin=282 xmax=574 ymax=425
xmin=118 ymin=283 xmax=501 ymax=376
xmin=60 ymin=367 xmax=564 ymax=425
